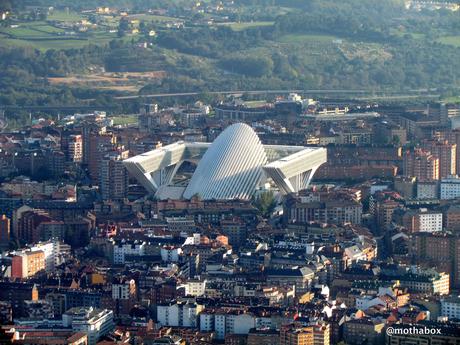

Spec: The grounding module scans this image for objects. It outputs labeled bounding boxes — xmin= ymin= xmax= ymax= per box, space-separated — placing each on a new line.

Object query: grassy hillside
xmin=0 ymin=0 xmax=459 ymax=116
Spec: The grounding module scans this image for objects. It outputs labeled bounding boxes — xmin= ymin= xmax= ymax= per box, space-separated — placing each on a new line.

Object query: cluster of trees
xmin=0 ymin=0 xmax=11 ymax=11
xmin=105 ymin=45 xmax=169 ymax=71
xmin=151 ymin=0 xmax=460 ymax=89
xmin=220 ymin=55 xmax=274 ymax=78
xmin=253 ymin=191 xmax=277 ymax=218
xmin=156 ymin=26 xmax=263 ymax=59
xmin=0 ymin=45 xmax=108 ymax=77
xmin=0 ymin=44 xmax=127 ymax=122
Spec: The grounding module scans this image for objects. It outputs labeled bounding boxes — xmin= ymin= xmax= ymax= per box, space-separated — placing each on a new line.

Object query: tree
xmin=118 ymin=18 xmax=129 ymax=37
xmin=253 ymin=191 xmax=277 ymax=218
xmin=38 ymin=11 xmax=47 ymax=21
xmin=0 ymin=0 xmax=12 ymax=11
xmin=139 ymin=20 xmax=147 ymax=34
xmin=219 ymin=55 xmax=274 ymax=77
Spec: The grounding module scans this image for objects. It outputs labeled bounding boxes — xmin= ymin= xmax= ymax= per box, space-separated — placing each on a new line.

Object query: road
xmin=114 ymin=89 xmax=371 ymax=100
xmin=0 ymin=105 xmax=116 ymax=111
xmin=0 ymin=89 xmax=442 ymax=113
xmin=114 ymin=89 xmax=443 ymax=101
xmin=354 ymin=94 xmax=440 ymax=101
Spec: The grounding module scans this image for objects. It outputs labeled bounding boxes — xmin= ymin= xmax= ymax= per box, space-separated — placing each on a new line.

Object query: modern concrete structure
xmin=123 ymin=123 xmax=327 ymax=200
xmin=62 ymin=307 xmax=114 ymax=345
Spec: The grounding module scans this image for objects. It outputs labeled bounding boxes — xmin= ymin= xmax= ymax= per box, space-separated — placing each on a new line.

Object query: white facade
xmin=157 ymin=301 xmax=203 ymax=328
xmin=418 ymin=211 xmax=443 ymax=232
xmin=200 ymin=313 xmax=214 ymax=332
xmin=199 ymin=311 xmax=273 ymax=339
xmin=62 ymin=307 xmax=114 ymax=345
xmin=441 ymin=296 xmax=460 ymax=319
xmin=440 ymin=177 xmax=460 ymax=200
xmin=30 ymin=241 xmax=56 ymax=272
xmin=232 ymin=314 xmax=256 ymax=337
xmin=160 ymin=246 xmax=182 ymax=262
xmin=68 ymin=134 xmax=83 ymax=162
xmin=113 ymin=240 xmax=145 ymax=264
xmin=183 ymin=233 xmax=201 ymax=246
xmin=417 ymin=182 xmax=439 ymax=200
xmin=165 ymin=216 xmax=196 ymax=233
xmin=157 ymin=304 xmax=179 ymax=327
xmin=10 ymin=240 xmax=62 ymax=274
xmin=123 ymin=123 xmax=327 ymax=200
xmin=184 ymin=280 xmax=206 ymax=297
xmin=183 ymin=123 xmax=268 ymax=199
xmin=400 ymin=272 xmax=450 ymax=295
xmin=112 ymin=279 xmax=135 ymax=300
xmin=356 ymin=296 xmax=387 ymax=311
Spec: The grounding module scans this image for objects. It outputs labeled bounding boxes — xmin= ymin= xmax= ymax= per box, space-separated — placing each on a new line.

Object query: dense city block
xmin=1 ymin=1 xmax=460 ymax=345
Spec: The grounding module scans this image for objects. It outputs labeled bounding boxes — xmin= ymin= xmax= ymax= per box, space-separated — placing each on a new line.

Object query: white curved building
xmin=183 ymin=123 xmax=267 ymax=200
xmin=123 ymin=123 xmax=326 ymax=200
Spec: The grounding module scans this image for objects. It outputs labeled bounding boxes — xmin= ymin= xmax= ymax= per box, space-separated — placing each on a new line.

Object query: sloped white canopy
xmin=123 ymin=123 xmax=326 ymax=200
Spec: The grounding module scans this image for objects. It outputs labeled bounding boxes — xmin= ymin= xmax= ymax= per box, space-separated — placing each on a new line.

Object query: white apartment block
xmin=400 ymin=272 xmax=450 ymax=295
xmin=157 ymin=300 xmax=203 ymax=328
xmin=112 ymin=279 xmax=136 ymax=300
xmin=30 ymin=241 xmax=56 ymax=272
xmin=440 ymin=177 xmax=460 ymax=200
xmin=62 ymin=307 xmax=114 ymax=345
xmin=160 ymin=246 xmax=182 ymax=262
xmin=417 ymin=182 xmax=438 ymax=200
xmin=417 ymin=211 xmax=443 ymax=232
xmin=441 ymin=296 xmax=460 ymax=319
xmin=112 ymin=240 xmax=145 ymax=264
xmin=184 ymin=280 xmax=207 ymax=297
xmin=199 ymin=310 xmax=274 ymax=339
xmin=8 ymin=240 xmax=67 ymax=273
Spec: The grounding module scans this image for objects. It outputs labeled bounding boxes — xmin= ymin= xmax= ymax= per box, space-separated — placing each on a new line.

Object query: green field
xmin=0 ymin=37 xmax=95 ymax=50
xmin=112 ymin=115 xmax=138 ymax=125
xmin=128 ymin=14 xmax=180 ymax=22
xmin=47 ymin=10 xmax=85 ymax=22
xmin=278 ymin=33 xmax=339 ymax=43
xmin=0 ymin=16 xmax=122 ymax=51
xmin=0 ymin=26 xmax=51 ymax=38
xmin=33 ymin=24 xmax=66 ymax=34
xmin=0 ymin=30 xmax=119 ymax=51
xmin=222 ymin=21 xmax=274 ymax=31
xmin=390 ymin=28 xmax=425 ymax=40
xmin=0 ymin=8 xmax=179 ymax=51
xmin=437 ymin=35 xmax=460 ymax=47
xmin=442 ymin=95 xmax=460 ymax=103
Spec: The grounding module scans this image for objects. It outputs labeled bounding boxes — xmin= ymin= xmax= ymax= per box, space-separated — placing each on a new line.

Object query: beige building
xmin=99 ymin=150 xmax=129 ymax=201
xmin=68 ymin=134 xmax=83 ymax=163
xmin=398 ymin=272 xmax=450 ymax=295
xmin=280 ymin=323 xmax=330 ymax=345
xmin=11 ymin=251 xmax=45 ymax=279
xmin=422 ymin=139 xmax=456 ymax=178
xmin=412 ymin=232 xmax=460 ymax=288
xmin=403 ymin=148 xmax=439 ymax=181
xmin=444 ymin=205 xmax=460 ymax=232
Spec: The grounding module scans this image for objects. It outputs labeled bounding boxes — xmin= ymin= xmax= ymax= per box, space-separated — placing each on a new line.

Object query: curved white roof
xmin=123 ymin=123 xmax=327 ymax=200
xmin=183 ymin=123 xmax=268 ymax=200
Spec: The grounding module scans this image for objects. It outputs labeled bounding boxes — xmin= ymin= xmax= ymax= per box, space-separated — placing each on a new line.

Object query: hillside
xmin=0 ymin=0 xmax=460 ymax=123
